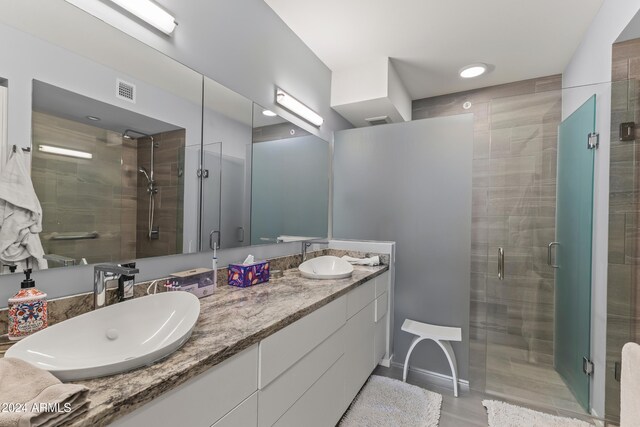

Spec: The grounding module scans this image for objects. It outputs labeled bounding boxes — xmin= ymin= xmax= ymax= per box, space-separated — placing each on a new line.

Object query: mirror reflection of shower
xmin=123 ymin=129 xmax=158 ymax=239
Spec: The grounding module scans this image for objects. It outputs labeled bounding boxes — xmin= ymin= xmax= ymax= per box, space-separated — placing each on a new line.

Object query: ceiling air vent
xmin=365 ymin=115 xmax=391 ymax=126
xmin=116 ymin=79 xmax=136 ymax=103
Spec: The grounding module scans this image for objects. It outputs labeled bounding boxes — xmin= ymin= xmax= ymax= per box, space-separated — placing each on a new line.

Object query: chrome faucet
xmin=94 ymin=264 xmax=139 ymax=309
xmin=301 ymin=240 xmax=329 ymax=262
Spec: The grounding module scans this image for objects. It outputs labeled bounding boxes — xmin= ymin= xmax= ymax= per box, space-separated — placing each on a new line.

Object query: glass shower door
xmin=554 ymin=95 xmax=596 ymax=411
xmin=200 ymin=142 xmax=222 ymax=251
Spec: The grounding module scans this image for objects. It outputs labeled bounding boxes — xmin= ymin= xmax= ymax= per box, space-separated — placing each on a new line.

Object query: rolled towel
xmin=0 ymin=357 xmax=90 ymax=427
xmin=341 ymin=255 xmax=380 ymax=266
xmin=621 ymin=342 xmax=640 ymax=427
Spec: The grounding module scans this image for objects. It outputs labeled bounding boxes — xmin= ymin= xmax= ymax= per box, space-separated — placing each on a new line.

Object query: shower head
xmin=138 ymin=166 xmax=151 ymax=183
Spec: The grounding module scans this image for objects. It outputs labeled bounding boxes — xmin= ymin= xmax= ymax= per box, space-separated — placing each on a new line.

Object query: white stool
xmin=401 ymin=318 xmax=462 ymax=397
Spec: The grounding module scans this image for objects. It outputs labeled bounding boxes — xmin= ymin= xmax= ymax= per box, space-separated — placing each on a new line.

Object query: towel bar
xmin=49 ymin=231 xmax=99 ymax=241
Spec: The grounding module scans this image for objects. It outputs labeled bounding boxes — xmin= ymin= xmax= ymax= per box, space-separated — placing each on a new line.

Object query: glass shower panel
xmin=484 ymin=88 xmax=577 ymax=409
xmin=555 ymin=95 xmax=596 ymax=411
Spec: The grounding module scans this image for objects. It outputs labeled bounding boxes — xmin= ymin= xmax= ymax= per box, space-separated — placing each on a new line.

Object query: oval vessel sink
xmin=6 ymin=291 xmax=200 ymax=381
xmin=299 ymin=255 xmax=354 ymax=280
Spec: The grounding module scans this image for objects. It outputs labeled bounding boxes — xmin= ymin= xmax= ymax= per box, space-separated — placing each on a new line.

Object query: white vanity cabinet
xmin=260 ymin=273 xmax=391 ymax=427
xmin=110 ymin=270 xmax=392 ymax=427
xmin=113 ymin=344 xmax=259 ymax=427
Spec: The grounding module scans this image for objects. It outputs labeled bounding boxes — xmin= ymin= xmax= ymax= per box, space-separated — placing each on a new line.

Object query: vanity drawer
xmin=212 ymin=393 xmax=258 ymax=427
xmin=272 ymin=356 xmax=345 ymax=427
xmin=347 ymin=279 xmax=375 ymax=319
xmin=375 ymin=271 xmax=389 ymax=297
xmin=375 ymin=291 xmax=388 ymax=322
xmin=344 ymin=301 xmax=376 ymax=403
xmin=258 ymin=326 xmax=345 ymax=427
xmin=113 ymin=344 xmax=258 ymax=427
xmin=259 ymin=295 xmax=346 ymax=388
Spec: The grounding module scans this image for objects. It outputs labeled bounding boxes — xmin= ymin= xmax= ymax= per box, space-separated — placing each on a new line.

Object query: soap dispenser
xmin=8 ymin=268 xmax=48 ymax=340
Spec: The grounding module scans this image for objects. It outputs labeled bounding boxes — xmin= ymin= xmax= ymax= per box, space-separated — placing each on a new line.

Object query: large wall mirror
xmin=250 ymin=104 xmax=330 ymax=244
xmin=0 ymin=9 xmax=330 ymax=278
xmin=31 ymin=80 xmax=193 ymax=267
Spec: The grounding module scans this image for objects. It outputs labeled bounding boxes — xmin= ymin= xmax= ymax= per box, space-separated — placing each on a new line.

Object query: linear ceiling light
xmin=108 ymin=0 xmax=176 ymax=35
xmin=275 ymin=88 xmax=323 ymax=127
xmin=39 ymin=145 xmax=93 ymax=160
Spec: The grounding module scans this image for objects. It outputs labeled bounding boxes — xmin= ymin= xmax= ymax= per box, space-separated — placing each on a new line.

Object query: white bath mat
xmin=340 ymin=375 xmax=442 ymax=427
xmin=483 ymin=400 xmax=595 ymax=427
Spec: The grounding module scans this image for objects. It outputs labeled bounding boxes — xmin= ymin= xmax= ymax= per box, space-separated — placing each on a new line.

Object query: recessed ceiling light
xmin=459 ymin=63 xmax=488 ymax=79
xmin=86 ymin=115 xmax=101 ymax=121
xmin=262 ymin=110 xmax=277 ymax=117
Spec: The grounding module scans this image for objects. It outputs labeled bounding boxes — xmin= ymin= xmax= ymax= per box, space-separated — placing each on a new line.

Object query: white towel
xmin=0 ymin=357 xmax=90 ymax=427
xmin=341 ymin=255 xmax=380 ymax=266
xmin=0 ymin=149 xmax=47 ymax=271
xmin=621 ymin=342 xmax=640 ymax=427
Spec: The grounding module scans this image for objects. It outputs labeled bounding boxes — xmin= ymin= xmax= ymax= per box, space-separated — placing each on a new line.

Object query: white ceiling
xmin=265 ymin=0 xmax=604 ymax=100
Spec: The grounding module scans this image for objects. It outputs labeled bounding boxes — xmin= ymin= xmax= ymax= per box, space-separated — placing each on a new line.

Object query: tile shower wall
xmin=135 ymin=130 xmax=185 ymax=259
xmin=412 ymin=75 xmax=561 ymax=393
xmin=31 ymin=112 xmax=135 ymax=265
xmin=606 ymin=38 xmax=640 ymax=421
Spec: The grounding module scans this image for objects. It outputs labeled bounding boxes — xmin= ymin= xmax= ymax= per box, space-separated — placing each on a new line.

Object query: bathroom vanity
xmin=66 ymin=264 xmax=391 ymax=426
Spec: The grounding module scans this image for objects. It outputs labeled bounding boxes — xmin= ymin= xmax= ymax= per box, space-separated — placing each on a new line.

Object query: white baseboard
xmin=379 ymin=354 xmax=394 ymax=368
xmin=589 ymin=408 xmax=605 ymax=427
xmin=390 ymin=361 xmax=469 ymax=391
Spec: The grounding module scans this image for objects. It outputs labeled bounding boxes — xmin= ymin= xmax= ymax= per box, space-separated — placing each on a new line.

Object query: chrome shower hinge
xmin=583 ymin=357 xmax=594 ymax=376
xmin=587 ymin=132 xmax=599 ymax=150
xmin=197 ymin=168 xmax=209 ymax=178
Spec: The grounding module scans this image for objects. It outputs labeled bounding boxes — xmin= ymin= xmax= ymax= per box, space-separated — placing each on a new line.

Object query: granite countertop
xmin=66 ymin=263 xmax=389 ymax=426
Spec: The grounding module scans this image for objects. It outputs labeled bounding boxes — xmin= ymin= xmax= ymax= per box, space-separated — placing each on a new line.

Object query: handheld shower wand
xmin=124 ymin=129 xmax=158 ymax=239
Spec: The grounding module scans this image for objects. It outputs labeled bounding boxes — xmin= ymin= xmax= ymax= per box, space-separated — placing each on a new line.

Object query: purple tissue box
xmin=228 ymin=261 xmax=270 ymax=287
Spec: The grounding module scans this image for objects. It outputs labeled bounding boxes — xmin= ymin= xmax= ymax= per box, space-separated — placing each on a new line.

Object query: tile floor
xmin=485 ymin=342 xmax=586 ymax=414
xmin=372 ymin=365 xmax=614 ymax=426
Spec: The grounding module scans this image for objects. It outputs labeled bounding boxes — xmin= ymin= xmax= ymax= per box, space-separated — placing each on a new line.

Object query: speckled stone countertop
xmin=65 ymin=263 xmax=389 ymax=426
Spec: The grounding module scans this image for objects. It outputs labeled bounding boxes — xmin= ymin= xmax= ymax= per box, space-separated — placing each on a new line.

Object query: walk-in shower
xmin=123 ymin=129 xmax=158 ymax=239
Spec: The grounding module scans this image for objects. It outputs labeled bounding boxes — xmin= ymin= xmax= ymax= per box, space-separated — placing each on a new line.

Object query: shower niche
xmin=30 ymin=80 xmax=188 ymax=267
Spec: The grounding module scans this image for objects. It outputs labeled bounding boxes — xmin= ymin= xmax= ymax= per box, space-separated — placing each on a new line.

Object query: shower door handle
xmin=548 ymin=242 xmax=559 ymax=268
xmin=209 ymin=230 xmax=220 ymax=250
xmin=497 ymin=247 xmax=504 ymax=281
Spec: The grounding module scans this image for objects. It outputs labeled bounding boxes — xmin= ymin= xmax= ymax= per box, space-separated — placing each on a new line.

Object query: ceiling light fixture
xmin=262 ymin=109 xmax=277 ymax=117
xmin=39 ymin=145 xmax=93 ymax=160
xmin=86 ymin=115 xmax=101 ymax=121
xmin=107 ymin=0 xmax=177 ymax=35
xmin=459 ymin=63 xmax=488 ymax=79
xmin=275 ymin=88 xmax=323 ymax=127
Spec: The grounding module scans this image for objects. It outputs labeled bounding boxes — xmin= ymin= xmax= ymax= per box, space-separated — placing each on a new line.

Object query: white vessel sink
xmin=299 ymin=255 xmax=354 ymax=280
xmin=6 ymin=291 xmax=200 ymax=381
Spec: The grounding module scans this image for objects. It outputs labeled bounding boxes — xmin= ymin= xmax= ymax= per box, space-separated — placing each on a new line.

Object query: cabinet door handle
xmin=498 ymin=247 xmax=505 ymax=281
xmin=547 ymin=242 xmax=559 ymax=268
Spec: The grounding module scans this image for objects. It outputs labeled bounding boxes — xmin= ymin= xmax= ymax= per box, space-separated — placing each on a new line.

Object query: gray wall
xmin=58 ymin=0 xmax=352 ymax=141
xmin=333 ymin=115 xmax=474 ymax=379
